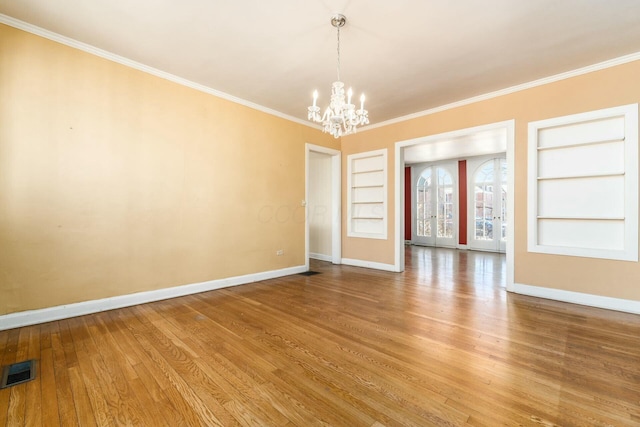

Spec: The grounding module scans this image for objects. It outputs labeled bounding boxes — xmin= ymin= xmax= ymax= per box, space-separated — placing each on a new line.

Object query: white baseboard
xmin=0 ymin=265 xmax=307 ymax=331
xmin=513 ymin=283 xmax=640 ymax=315
xmin=309 ymin=252 xmax=332 ymax=262
xmin=458 ymin=244 xmax=469 ymax=250
xmin=341 ymin=258 xmax=399 ymax=272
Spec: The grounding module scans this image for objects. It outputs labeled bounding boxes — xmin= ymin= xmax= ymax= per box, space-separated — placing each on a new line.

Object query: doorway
xmin=305 ymin=144 xmax=341 ymax=269
xmin=394 ymin=120 xmax=515 ymax=291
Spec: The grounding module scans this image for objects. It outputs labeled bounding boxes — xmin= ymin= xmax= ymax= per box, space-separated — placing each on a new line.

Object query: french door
xmin=468 ymin=157 xmax=507 ymax=252
xmin=412 ymin=163 xmax=457 ymax=248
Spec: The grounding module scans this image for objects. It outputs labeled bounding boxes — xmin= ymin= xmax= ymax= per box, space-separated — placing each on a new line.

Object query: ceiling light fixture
xmin=308 ymin=14 xmax=369 ymax=138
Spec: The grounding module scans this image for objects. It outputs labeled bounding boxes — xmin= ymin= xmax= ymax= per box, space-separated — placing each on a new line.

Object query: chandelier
xmin=307 ymin=14 xmax=369 ymax=138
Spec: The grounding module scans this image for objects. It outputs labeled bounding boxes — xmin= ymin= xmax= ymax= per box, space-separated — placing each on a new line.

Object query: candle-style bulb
xmin=348 ymin=88 xmax=353 ymax=104
xmin=312 ymin=90 xmax=318 ymax=108
xmin=360 ymin=94 xmax=365 ymax=110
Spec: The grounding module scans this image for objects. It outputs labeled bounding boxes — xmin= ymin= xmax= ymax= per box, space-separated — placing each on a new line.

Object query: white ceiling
xmin=3 ymin=0 xmax=640 ymax=127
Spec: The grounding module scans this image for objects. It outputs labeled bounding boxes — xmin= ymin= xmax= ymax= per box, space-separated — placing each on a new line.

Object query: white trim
xmin=341 ymin=258 xmax=399 ymax=272
xmin=309 ymin=252 xmax=332 ymax=262
xmin=330 ymin=151 xmax=342 ymax=264
xmin=458 ymin=244 xmax=469 ymax=250
xmin=361 ymin=52 xmax=640 ymax=132
xmin=305 ymin=144 xmax=342 ymax=267
xmin=0 ymin=14 xmax=318 ymax=130
xmin=0 ymin=265 xmax=306 ymax=331
xmin=395 ymin=144 xmax=405 ymax=271
xmin=505 ymin=121 xmax=516 ymax=291
xmin=4 ymin=13 xmax=640 ymax=134
xmin=513 ymin=283 xmax=640 ymax=315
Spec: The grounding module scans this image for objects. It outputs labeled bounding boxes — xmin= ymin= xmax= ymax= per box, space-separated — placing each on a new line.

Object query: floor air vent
xmin=1 ymin=360 xmax=36 ymax=388
xmin=299 ymin=271 xmax=321 ymax=276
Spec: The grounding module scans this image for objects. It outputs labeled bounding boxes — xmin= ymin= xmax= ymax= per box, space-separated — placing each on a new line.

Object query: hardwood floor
xmin=1 ymin=246 xmax=639 ymax=426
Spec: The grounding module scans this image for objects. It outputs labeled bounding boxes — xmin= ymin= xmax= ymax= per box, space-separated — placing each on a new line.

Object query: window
xmin=528 ymin=104 xmax=638 ymax=261
xmin=416 ymin=168 xmax=433 ymax=237
xmin=348 ymin=149 xmax=387 ymax=239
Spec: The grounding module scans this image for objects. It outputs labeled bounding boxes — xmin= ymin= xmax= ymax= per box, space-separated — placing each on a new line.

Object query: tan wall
xmin=0 ymin=24 xmax=338 ymax=315
xmin=342 ymin=60 xmax=640 ymax=301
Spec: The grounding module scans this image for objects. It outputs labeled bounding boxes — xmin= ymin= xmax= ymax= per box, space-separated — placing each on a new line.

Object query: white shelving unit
xmin=527 ymin=104 xmax=638 ymax=261
xmin=347 ymin=149 xmax=387 ymax=239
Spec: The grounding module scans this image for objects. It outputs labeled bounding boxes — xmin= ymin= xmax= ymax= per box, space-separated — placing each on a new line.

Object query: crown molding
xmin=0 ymin=14 xmax=321 ymax=130
xmin=4 ymin=13 xmax=639 ymax=136
xmin=361 ymin=51 xmax=640 ymax=133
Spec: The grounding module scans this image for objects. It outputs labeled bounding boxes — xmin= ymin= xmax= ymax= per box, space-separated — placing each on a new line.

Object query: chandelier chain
xmin=336 ymin=24 xmax=341 ymax=82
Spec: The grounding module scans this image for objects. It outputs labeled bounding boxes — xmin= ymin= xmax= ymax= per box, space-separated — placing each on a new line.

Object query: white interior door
xmin=308 ymin=151 xmax=332 ymax=261
xmin=305 ymin=144 xmax=341 ymax=268
xmin=468 ymin=157 xmax=507 ymax=252
xmin=412 ymin=163 xmax=457 ymax=248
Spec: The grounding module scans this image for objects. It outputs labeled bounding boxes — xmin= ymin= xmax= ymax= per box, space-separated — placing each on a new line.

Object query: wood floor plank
xmin=51 ymin=321 xmax=80 ymax=426
xmin=0 ymin=328 xmax=20 ymax=426
xmin=124 ymin=306 xmax=235 ymax=426
xmin=6 ymin=387 xmax=26 ymax=426
xmin=24 ymin=326 xmax=42 ymax=427
xmin=106 ymin=309 xmax=204 ymax=426
xmin=246 ymin=306 xmax=469 ymax=426
xmin=1 ymin=246 xmax=639 ymax=426
xmin=4 ymin=327 xmax=31 ymax=426
xmin=82 ymin=315 xmax=159 ymax=426
xmin=67 ymin=365 xmax=98 ymax=427
xmin=39 ymin=347 xmax=60 ymax=426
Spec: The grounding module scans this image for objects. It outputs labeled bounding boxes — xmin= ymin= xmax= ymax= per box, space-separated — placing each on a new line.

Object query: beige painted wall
xmin=0 ymin=24 xmax=338 ymax=315
xmin=342 ymin=60 xmax=640 ymax=302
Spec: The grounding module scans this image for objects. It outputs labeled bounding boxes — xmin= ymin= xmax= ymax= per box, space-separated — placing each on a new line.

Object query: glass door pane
xmin=469 ymin=157 xmax=507 ymax=252
xmin=413 ymin=163 xmax=456 ymax=248
xmin=416 ymin=170 xmax=432 ymax=237
xmin=437 ymin=167 xmax=454 ymax=238
xmin=474 ymin=162 xmax=494 ymax=240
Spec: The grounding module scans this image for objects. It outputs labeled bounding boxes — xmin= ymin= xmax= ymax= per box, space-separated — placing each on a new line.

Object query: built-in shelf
xmin=537 ymin=171 xmax=624 ymax=181
xmin=537 ymin=137 xmax=624 ymax=151
xmin=352 ymin=169 xmax=384 ymax=174
xmin=528 ymin=103 xmax=638 ymax=261
xmin=537 ymin=216 xmax=625 ymax=221
xmin=348 ymin=149 xmax=388 ymax=239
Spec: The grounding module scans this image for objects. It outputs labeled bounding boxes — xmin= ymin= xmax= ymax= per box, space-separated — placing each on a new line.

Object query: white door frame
xmin=394 ymin=120 xmax=515 ymax=291
xmin=305 ymin=143 xmax=342 ymax=269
